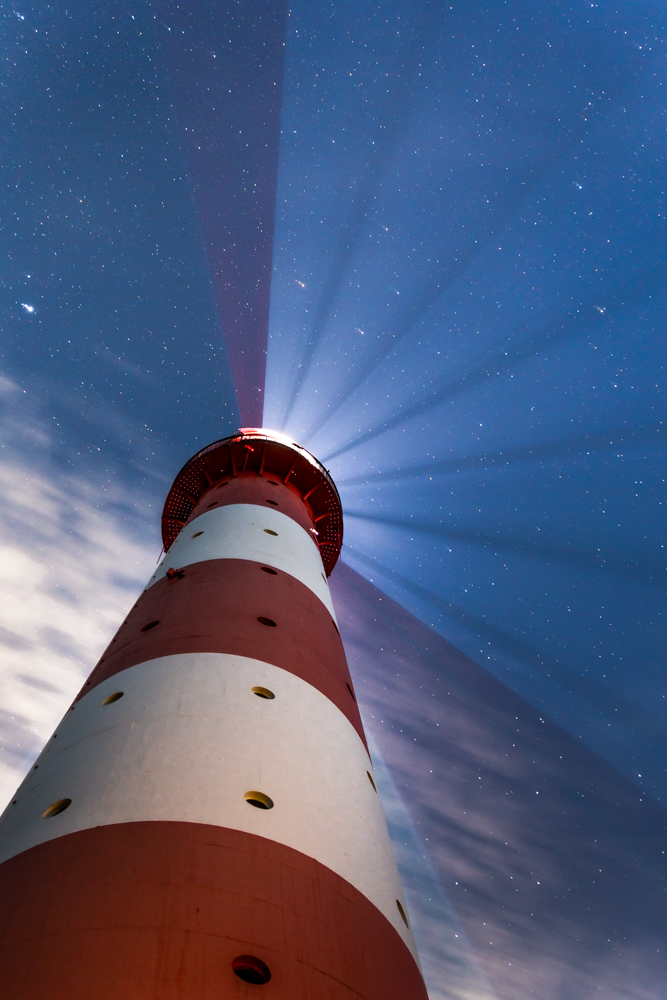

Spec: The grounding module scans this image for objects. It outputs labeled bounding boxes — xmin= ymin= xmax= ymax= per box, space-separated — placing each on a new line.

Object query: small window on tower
xmin=244 ymin=791 xmax=274 ymax=810
xmin=101 ymin=692 xmax=124 ymax=706
xmin=42 ymin=798 xmax=72 ymax=819
xmin=232 ymin=955 xmax=271 ymax=984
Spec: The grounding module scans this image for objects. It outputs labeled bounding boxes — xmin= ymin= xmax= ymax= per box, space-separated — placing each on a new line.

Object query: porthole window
xmin=260 ymin=566 xmax=277 ymax=575
xmin=191 ymin=531 xmax=204 ymax=538
xmin=141 ymin=620 xmax=160 ymax=632
xmin=244 ymin=791 xmax=274 ymax=810
xmin=396 ymin=900 xmax=409 ymax=927
xmin=367 ymin=771 xmax=377 ymax=792
xmin=265 ymin=499 xmax=278 ymax=506
xmin=252 ymin=686 xmax=275 ymax=700
xmin=232 ymin=955 xmax=271 ymax=985
xmin=43 ymin=798 xmax=72 ymax=819
xmin=101 ymin=692 xmax=124 ymax=706
xmin=257 ymin=617 xmax=277 ymax=627
xmin=267 ymin=481 xmax=279 ymax=486
xmin=263 ymin=528 xmax=278 ymax=536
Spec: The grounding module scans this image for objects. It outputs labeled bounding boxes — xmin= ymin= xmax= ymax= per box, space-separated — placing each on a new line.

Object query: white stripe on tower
xmin=0 ymin=429 xmax=428 ymax=1000
xmin=145 ymin=503 xmax=338 ymax=620
xmin=0 ymin=653 xmax=413 ymax=949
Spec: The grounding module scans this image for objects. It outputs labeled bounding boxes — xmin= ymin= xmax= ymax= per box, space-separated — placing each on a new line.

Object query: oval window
xmin=244 ymin=791 xmax=274 ymax=810
xmin=396 ymin=899 xmax=410 ymax=927
xmin=43 ymin=798 xmax=72 ymax=819
xmin=101 ymin=692 xmax=124 ymax=706
xmin=232 ymin=955 xmax=271 ymax=985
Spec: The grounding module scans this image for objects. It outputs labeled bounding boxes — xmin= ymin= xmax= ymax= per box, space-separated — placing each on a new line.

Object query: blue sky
xmin=1 ymin=2 xmax=665 ymax=997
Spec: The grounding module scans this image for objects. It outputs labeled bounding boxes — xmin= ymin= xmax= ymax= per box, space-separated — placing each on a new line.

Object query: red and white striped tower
xmin=0 ymin=428 xmax=428 ymax=999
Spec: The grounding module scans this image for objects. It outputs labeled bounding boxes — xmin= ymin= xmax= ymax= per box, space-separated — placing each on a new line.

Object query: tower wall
xmin=0 ymin=431 xmax=428 ymax=999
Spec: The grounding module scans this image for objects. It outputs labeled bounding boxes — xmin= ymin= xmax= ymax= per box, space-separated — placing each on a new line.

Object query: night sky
xmin=1 ymin=2 xmax=666 ymax=998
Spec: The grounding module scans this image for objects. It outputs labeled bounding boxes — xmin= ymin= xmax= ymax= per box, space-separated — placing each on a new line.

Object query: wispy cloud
xmin=0 ymin=437 xmax=156 ymax=807
xmin=368 ymin=729 xmax=497 ymax=1000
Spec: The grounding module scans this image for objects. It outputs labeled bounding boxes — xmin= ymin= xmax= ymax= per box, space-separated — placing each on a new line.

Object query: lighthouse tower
xmin=0 ymin=429 xmax=427 ymax=999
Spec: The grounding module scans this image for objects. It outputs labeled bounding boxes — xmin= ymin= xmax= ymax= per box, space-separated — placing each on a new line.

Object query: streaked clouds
xmin=0 ymin=425 xmax=155 ymax=807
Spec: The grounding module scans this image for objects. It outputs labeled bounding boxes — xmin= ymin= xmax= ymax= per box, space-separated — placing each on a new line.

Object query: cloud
xmin=0 ymin=451 xmax=156 ymax=808
xmin=368 ymin=729 xmax=497 ymax=1000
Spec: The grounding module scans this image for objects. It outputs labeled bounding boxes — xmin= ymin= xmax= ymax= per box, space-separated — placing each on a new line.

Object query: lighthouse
xmin=0 ymin=428 xmax=428 ymax=999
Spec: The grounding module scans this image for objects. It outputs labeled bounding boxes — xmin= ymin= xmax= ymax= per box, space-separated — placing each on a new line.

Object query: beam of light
xmin=318 ymin=254 xmax=667 ymax=465
xmin=344 ymin=509 xmax=666 ymax=586
xmin=155 ymin=0 xmax=288 ymax=426
xmin=278 ymin=1 xmax=458 ymax=432
xmin=298 ymin=120 xmax=613 ymax=446
xmin=344 ymin=542 xmax=596 ymax=679
xmin=337 ymin=423 xmax=664 ymax=486
xmin=263 ymin=0 xmax=667 ymax=823
xmin=340 ymin=545 xmax=667 ymax=798
xmin=268 ymin=2 xmax=642 ymax=448
xmin=344 ymin=544 xmax=650 ymax=730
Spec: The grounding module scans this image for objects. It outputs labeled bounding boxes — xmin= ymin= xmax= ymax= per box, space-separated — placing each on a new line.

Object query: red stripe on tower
xmin=0 ymin=429 xmax=428 ymax=999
